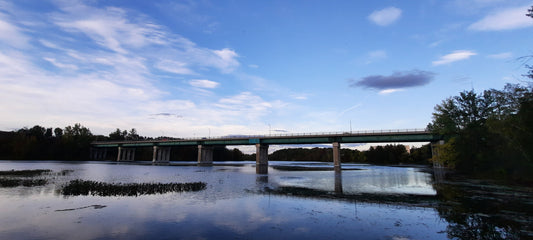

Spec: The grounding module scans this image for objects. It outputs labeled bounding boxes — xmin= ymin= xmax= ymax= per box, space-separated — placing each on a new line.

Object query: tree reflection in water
xmin=433 ymin=174 xmax=532 ymax=240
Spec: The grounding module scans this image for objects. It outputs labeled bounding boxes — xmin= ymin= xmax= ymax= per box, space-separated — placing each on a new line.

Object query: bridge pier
xmin=153 ymin=146 xmax=171 ymax=163
xmin=198 ymin=145 xmax=214 ymax=165
xmin=117 ymin=147 xmax=135 ymax=161
xmin=332 ymin=142 xmax=341 ymax=171
xmin=256 ymin=144 xmax=269 ymax=174
xmin=431 ymin=140 xmax=445 ymax=167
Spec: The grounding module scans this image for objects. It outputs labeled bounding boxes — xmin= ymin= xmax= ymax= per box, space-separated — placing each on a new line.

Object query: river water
xmin=0 ymin=160 xmax=531 ymax=240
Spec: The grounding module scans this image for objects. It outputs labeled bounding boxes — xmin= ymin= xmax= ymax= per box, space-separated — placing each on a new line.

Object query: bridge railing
xmin=92 ymin=128 xmax=431 ymax=145
xmin=177 ymin=128 xmax=429 ymax=141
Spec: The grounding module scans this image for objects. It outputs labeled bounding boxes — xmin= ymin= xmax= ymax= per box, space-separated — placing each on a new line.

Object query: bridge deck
xmin=92 ymin=129 xmax=442 ymax=148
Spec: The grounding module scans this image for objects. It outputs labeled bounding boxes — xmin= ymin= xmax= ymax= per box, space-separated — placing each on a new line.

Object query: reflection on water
xmin=434 ymin=178 xmax=533 ymax=240
xmin=0 ymin=161 xmax=531 ymax=239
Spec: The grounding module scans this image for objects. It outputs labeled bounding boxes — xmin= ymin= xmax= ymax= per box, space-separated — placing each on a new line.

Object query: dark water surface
xmin=0 ymin=161 xmax=531 ymax=239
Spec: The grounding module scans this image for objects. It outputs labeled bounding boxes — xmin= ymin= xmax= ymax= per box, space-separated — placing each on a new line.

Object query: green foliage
xmin=428 ymin=84 xmax=533 ymax=182
xmin=269 ymin=144 xmax=430 ymax=165
xmin=1 ymin=123 xmax=95 ymax=160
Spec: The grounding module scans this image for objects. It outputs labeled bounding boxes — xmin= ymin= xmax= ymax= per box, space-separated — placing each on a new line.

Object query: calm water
xmin=0 ymin=161 xmax=531 ymax=240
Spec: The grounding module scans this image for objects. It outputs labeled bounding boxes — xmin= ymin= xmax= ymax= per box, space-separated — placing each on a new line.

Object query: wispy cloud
xmin=0 ymin=13 xmax=30 ymax=48
xmin=368 ymin=7 xmax=402 ymax=26
xmin=155 ymin=60 xmax=196 ymax=75
xmin=379 ymin=89 xmax=404 ymax=95
xmin=339 ymin=104 xmax=362 ymax=117
xmin=189 ymin=79 xmax=219 ymax=89
xmin=365 ymin=50 xmax=388 ymax=64
xmin=488 ymin=52 xmax=513 ymax=59
xmin=52 ymin=5 xmax=166 ymax=54
xmin=290 ymin=93 xmax=309 ymax=100
xmin=350 ymin=70 xmax=435 ymax=92
xmin=469 ymin=5 xmax=533 ymax=31
xmin=0 ymin=1 xmax=266 ymax=137
xmin=432 ymin=50 xmax=477 ymax=66
xmin=43 ymin=57 xmax=79 ymax=70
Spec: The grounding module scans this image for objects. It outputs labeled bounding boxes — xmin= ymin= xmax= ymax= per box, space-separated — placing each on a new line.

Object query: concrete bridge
xmin=91 ymin=129 xmax=443 ymax=173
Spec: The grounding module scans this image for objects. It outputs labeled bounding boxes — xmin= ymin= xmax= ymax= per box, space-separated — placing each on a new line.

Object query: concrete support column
xmin=117 ymin=147 xmax=135 ymax=161
xmin=152 ymin=146 xmax=159 ymax=162
xmin=92 ymin=148 xmax=107 ymax=160
xmin=256 ymin=144 xmax=269 ymax=174
xmin=153 ymin=146 xmax=171 ymax=163
xmin=431 ymin=140 xmax=445 ymax=167
xmin=125 ymin=148 xmax=131 ymax=161
xmin=164 ymin=147 xmax=170 ymax=161
xmin=198 ymin=145 xmax=214 ymax=165
xmin=333 ymin=142 xmax=341 ymax=171
xmin=431 ymin=140 xmax=445 ymax=183
xmin=117 ymin=147 xmax=122 ymax=161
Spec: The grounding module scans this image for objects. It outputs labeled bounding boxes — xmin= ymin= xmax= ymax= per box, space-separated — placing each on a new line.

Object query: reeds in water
xmin=61 ymin=180 xmax=207 ymax=196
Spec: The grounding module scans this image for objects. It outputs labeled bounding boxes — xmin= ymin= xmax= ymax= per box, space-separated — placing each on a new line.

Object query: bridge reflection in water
xmin=91 ymin=129 xmax=444 ymax=174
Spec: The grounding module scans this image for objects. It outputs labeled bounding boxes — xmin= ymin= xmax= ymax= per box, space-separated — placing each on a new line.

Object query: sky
xmin=1 ymin=0 xmax=533 ymax=141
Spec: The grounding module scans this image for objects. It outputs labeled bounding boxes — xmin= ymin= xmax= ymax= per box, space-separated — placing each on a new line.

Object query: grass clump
xmin=0 ymin=169 xmax=52 ymax=177
xmin=61 ymin=180 xmax=207 ymax=196
xmin=0 ymin=179 xmax=48 ymax=187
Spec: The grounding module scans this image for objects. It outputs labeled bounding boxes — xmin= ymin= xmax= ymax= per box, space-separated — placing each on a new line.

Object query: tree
xmin=126 ymin=128 xmax=140 ymax=140
xmin=62 ymin=123 xmax=94 ymax=160
xmin=109 ymin=128 xmax=126 ymax=140
xmin=429 ymin=84 xmax=533 ymax=180
xmin=54 ymin=128 xmax=63 ymax=138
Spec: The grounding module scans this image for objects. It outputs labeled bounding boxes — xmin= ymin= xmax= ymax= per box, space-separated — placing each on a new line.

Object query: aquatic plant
xmin=61 ymin=180 xmax=207 ymax=196
xmin=0 ymin=169 xmax=52 ymax=177
xmin=0 ymin=179 xmax=48 ymax=187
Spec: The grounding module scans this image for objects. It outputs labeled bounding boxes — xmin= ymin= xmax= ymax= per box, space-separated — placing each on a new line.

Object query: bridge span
xmin=90 ymin=129 xmax=443 ymax=173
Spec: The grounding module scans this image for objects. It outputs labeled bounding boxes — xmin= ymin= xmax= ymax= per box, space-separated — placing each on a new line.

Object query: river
xmin=0 ymin=160 xmax=531 ymax=239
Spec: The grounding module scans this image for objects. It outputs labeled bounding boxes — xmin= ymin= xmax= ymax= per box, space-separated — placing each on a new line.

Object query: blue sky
xmin=1 ymin=0 xmax=532 ymax=139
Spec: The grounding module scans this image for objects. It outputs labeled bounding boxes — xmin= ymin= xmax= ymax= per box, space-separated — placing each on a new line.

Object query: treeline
xmin=0 ymin=124 xmax=95 ymax=160
xmin=0 ymin=123 xmax=433 ymax=164
xmin=428 ymin=83 xmax=533 ymax=182
xmin=0 ymin=124 xmax=250 ymax=161
xmin=269 ymin=144 xmax=432 ymax=165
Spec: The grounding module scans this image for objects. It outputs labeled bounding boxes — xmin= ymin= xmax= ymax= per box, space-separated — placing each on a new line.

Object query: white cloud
xmin=469 ymin=5 xmax=533 ymax=31
xmin=379 ymin=89 xmax=404 ymax=95
xmin=189 ymin=79 xmax=219 ymax=89
xmin=43 ymin=57 xmax=79 ymax=70
xmin=432 ymin=50 xmax=477 ymax=66
xmin=290 ymin=93 xmax=309 ymax=100
xmin=0 ymin=14 xmax=29 ymax=48
xmin=214 ymin=92 xmax=283 ymax=122
xmin=52 ymin=5 xmax=166 ymax=54
xmin=211 ymin=48 xmax=240 ymax=73
xmin=368 ymin=7 xmax=402 ymax=26
xmin=488 ymin=52 xmax=513 ymax=59
xmin=155 ymin=60 xmax=195 ymax=75
xmin=0 ymin=1 xmax=276 ymax=138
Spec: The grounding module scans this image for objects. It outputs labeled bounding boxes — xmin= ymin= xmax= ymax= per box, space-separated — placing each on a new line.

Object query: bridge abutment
xmin=198 ymin=145 xmax=214 ymax=165
xmin=256 ymin=144 xmax=269 ymax=174
xmin=153 ymin=146 xmax=171 ymax=163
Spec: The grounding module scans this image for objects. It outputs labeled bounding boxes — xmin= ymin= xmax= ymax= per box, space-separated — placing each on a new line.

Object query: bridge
xmin=91 ymin=129 xmax=444 ymax=173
